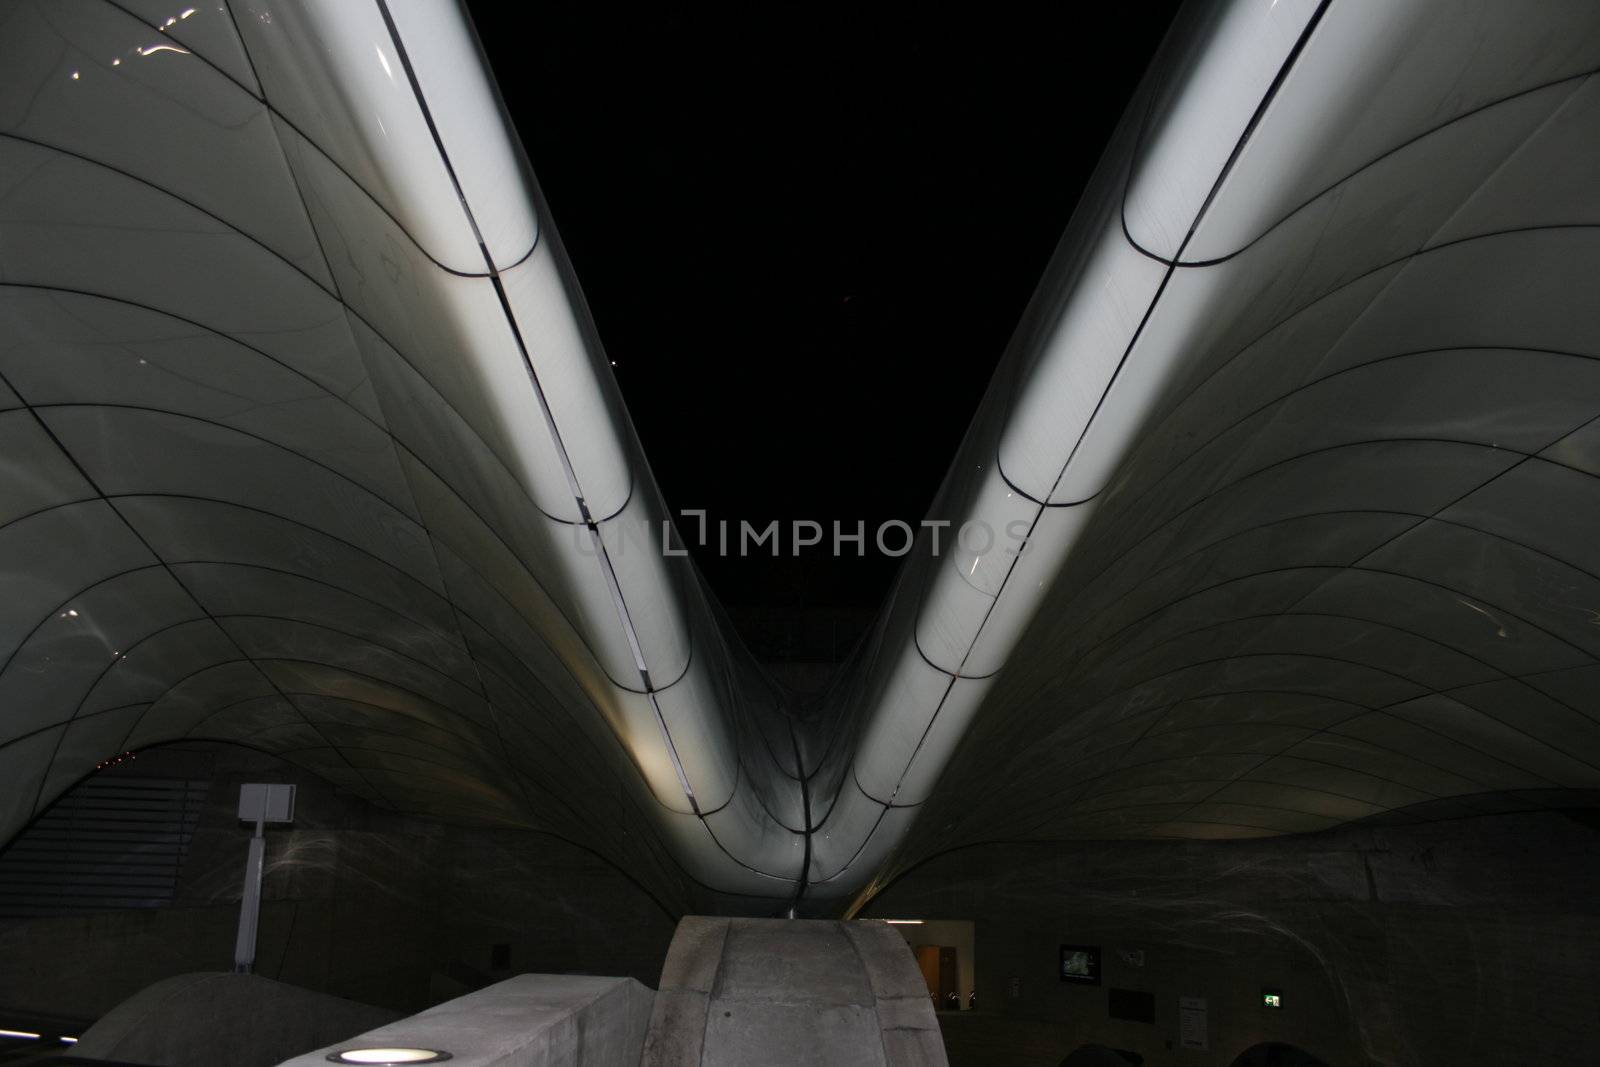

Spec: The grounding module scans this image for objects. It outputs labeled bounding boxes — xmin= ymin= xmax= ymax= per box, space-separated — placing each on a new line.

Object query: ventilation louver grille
xmin=0 ymin=777 xmax=207 ymax=918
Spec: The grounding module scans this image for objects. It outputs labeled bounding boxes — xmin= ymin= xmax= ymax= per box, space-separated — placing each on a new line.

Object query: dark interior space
xmin=7 ymin=751 xmax=1599 ymax=1064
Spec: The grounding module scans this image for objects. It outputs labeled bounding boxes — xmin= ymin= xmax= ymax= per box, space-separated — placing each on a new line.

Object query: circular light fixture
xmin=327 ymin=1050 xmax=452 ymax=1065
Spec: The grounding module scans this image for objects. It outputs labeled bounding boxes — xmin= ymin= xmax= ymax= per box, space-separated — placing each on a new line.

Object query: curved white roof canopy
xmin=2 ymin=0 xmax=1599 ymax=912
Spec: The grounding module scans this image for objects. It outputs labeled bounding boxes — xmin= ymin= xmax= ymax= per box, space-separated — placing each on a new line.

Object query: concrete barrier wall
xmin=277 ymin=974 xmax=654 ymax=1067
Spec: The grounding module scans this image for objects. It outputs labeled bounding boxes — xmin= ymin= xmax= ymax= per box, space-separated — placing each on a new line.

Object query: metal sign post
xmin=232 ymin=783 xmax=296 ymax=974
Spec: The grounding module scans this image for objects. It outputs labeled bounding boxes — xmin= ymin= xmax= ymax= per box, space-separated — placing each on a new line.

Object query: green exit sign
xmin=1262 ymin=989 xmax=1283 ymax=1009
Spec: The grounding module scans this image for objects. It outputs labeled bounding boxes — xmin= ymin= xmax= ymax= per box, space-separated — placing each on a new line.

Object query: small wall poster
xmin=1178 ymin=995 xmax=1208 ymax=1051
xmin=1059 ymin=944 xmax=1102 ymax=984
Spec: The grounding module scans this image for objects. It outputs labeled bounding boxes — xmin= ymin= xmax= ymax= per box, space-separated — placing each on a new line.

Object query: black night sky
xmin=468 ymin=5 xmax=1183 ymax=660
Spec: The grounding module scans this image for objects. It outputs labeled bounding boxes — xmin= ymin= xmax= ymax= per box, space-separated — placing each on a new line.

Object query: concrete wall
xmin=0 ymin=743 xmax=677 ymax=1022
xmin=279 ymin=974 xmax=654 ymax=1067
xmin=861 ymin=809 xmax=1600 ymax=1067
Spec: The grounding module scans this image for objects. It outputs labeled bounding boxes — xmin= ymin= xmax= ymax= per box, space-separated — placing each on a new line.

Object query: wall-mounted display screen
xmin=1059 ymin=944 xmax=1101 ymax=984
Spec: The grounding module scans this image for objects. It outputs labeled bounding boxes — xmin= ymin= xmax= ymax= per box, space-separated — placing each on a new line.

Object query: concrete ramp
xmin=642 ymin=917 xmax=946 ymax=1066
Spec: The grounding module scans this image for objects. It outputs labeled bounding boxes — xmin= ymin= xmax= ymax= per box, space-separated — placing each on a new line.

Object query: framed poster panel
xmin=1059 ymin=944 xmax=1101 ymax=985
